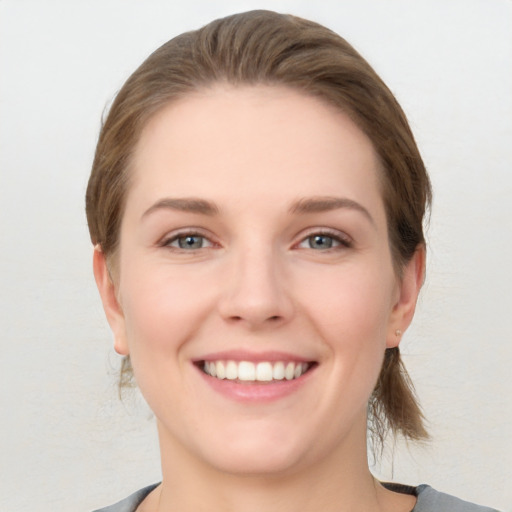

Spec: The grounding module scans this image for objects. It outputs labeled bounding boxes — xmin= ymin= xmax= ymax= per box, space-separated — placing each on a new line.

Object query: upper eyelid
xmin=295 ymin=227 xmax=352 ymax=244
xmin=156 ymin=226 xmax=352 ymax=246
xmin=158 ymin=227 xmax=216 ymax=246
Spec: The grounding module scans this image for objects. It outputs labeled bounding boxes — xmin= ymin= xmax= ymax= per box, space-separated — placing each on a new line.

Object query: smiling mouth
xmin=199 ymin=360 xmax=316 ymax=383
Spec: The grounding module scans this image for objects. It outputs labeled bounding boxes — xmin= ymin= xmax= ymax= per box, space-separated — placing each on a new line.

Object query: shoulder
xmin=415 ymin=485 xmax=501 ymax=512
xmin=91 ymin=484 xmax=159 ymax=512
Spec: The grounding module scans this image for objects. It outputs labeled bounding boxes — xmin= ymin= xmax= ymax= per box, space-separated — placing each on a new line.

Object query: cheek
xmin=298 ymin=261 xmax=394 ymax=378
xmin=117 ymin=265 xmax=220 ymax=417
xmin=118 ymin=263 xmax=215 ymax=362
xmin=300 ymin=261 xmax=395 ymax=336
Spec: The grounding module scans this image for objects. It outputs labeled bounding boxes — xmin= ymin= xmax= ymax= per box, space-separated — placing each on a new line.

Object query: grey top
xmin=92 ymin=483 xmax=501 ymax=512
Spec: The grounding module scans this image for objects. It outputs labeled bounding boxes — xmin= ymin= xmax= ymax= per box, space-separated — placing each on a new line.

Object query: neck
xmin=146 ymin=416 xmax=407 ymax=512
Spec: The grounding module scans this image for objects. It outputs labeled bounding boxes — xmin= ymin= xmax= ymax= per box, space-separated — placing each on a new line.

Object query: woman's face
xmin=96 ymin=85 xmax=421 ymax=476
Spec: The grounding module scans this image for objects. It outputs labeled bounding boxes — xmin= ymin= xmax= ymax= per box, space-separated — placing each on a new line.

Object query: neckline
xmin=134 ymin=482 xmax=426 ymax=512
xmin=381 ymin=482 xmax=417 ymax=495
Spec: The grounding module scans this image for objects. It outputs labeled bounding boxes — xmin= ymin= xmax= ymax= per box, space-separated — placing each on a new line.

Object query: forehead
xmin=128 ymin=85 xmax=383 ymax=217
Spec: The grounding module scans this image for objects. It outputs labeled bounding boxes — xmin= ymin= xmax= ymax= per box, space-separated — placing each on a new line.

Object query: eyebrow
xmin=289 ymin=196 xmax=375 ymax=225
xmin=142 ymin=197 xmax=219 ymax=218
xmin=141 ymin=195 xmax=374 ymax=224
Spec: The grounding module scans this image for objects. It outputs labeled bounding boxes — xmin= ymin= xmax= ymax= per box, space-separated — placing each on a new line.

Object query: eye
xmin=162 ymin=232 xmax=214 ymax=250
xmin=303 ymin=234 xmax=338 ymax=250
xmin=297 ymin=231 xmax=351 ymax=250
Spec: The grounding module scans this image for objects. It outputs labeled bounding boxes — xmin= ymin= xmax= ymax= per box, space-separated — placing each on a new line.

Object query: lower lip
xmin=196 ymin=365 xmax=316 ymax=403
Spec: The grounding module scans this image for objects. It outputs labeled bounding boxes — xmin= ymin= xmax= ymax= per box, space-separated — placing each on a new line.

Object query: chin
xmin=207 ymin=445 xmax=305 ymax=477
xmin=187 ymin=426 xmax=311 ymax=477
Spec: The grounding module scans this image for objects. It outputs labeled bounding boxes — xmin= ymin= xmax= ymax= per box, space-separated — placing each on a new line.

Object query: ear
xmin=92 ymin=246 xmax=129 ymax=355
xmin=386 ymin=246 xmax=426 ymax=348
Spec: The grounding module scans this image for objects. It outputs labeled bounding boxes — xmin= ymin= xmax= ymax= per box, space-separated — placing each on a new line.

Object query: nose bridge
xmin=218 ymin=235 xmax=293 ymax=326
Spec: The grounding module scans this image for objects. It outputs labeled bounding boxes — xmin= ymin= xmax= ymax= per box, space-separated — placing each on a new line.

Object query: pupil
xmin=311 ymin=235 xmax=332 ymax=249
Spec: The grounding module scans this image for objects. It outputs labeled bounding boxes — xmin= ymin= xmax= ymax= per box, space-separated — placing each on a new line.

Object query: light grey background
xmin=1 ymin=1 xmax=511 ymax=511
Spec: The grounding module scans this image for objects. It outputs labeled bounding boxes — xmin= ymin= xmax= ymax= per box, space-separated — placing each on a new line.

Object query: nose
xmin=217 ymin=244 xmax=294 ymax=329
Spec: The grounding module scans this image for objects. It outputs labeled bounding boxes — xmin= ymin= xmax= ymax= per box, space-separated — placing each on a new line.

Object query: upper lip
xmin=193 ymin=350 xmax=316 ymax=364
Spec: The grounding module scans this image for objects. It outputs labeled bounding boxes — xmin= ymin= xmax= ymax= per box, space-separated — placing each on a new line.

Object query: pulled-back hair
xmin=86 ymin=10 xmax=431 ymax=448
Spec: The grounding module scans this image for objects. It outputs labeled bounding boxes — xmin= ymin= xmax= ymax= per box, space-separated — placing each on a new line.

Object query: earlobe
xmin=92 ymin=246 xmax=129 ymax=355
xmin=386 ymin=247 xmax=426 ymax=348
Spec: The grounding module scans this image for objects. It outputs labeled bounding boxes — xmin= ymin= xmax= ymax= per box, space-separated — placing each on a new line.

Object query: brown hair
xmin=86 ymin=10 xmax=431 ymax=446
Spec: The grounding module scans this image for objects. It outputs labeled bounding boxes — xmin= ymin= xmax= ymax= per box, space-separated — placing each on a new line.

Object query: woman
xmin=86 ymin=10 xmax=499 ymax=512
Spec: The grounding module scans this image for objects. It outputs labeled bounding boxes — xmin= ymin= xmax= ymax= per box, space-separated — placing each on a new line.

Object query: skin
xmin=94 ymin=85 xmax=424 ymax=512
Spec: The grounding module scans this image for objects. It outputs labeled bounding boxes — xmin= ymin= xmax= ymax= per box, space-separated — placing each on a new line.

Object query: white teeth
xmin=202 ymin=360 xmax=310 ymax=382
xmin=216 ymin=361 xmax=225 ymax=379
xmin=256 ymin=362 xmax=273 ymax=381
xmin=226 ymin=361 xmax=238 ymax=380
xmin=238 ymin=361 xmax=256 ymax=381
xmin=285 ymin=362 xmax=295 ymax=380
xmin=272 ymin=361 xmax=285 ymax=380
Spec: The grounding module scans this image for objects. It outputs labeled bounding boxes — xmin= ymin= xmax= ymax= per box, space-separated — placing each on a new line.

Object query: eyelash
xmin=295 ymin=229 xmax=352 ymax=251
xmin=159 ymin=230 xmax=216 ymax=251
xmin=159 ymin=228 xmax=352 ymax=252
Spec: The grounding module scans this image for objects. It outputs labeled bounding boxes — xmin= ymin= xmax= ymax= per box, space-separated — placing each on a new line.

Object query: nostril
xmin=229 ymin=315 xmax=243 ymax=322
xmin=227 ymin=314 xmax=282 ymax=325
